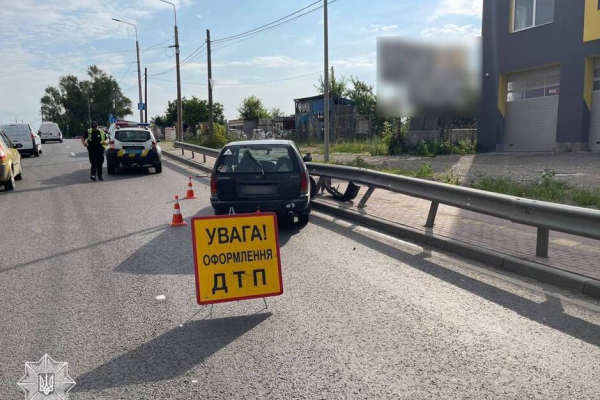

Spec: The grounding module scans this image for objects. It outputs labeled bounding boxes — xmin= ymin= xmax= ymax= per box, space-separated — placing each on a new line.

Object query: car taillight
xmin=300 ymin=171 xmax=309 ymax=194
xmin=152 ymin=140 xmax=157 ymax=149
xmin=210 ymin=174 xmax=217 ymax=196
xmin=109 ymin=140 xmax=115 ymax=150
xmin=0 ymin=144 xmax=5 ymax=160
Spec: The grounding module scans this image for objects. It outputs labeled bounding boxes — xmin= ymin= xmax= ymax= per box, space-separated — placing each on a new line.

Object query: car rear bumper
xmin=211 ymin=195 xmax=310 ymax=215
xmin=106 ymin=149 xmax=161 ymax=165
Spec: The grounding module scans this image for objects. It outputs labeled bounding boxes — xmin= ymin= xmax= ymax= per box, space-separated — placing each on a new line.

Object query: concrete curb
xmin=312 ymin=199 xmax=600 ymax=299
xmin=163 ymin=151 xmax=213 ymax=173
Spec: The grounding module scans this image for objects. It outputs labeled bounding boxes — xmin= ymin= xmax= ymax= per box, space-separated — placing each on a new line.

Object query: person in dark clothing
xmin=82 ymin=121 xmax=108 ymax=181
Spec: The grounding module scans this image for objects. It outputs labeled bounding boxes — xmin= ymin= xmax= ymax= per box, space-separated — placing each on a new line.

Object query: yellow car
xmin=0 ymin=129 xmax=23 ymax=191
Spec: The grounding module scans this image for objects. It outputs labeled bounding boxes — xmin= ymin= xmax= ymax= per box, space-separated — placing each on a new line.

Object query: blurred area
xmin=377 ymin=37 xmax=481 ymax=118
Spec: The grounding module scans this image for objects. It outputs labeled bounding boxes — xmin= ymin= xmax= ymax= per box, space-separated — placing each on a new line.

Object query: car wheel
xmin=60 ymin=139 xmax=63 ymax=143
xmin=15 ymin=165 xmax=23 ymax=181
xmin=155 ymin=163 xmax=162 ymax=174
xmin=41 ymin=140 xmax=46 ymax=144
xmin=298 ymin=212 xmax=310 ymax=225
xmin=107 ymin=163 xmax=117 ymax=175
xmin=4 ymin=168 xmax=15 ymax=191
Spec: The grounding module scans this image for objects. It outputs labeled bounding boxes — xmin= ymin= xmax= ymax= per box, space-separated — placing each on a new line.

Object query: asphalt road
xmin=1 ymin=139 xmax=600 ymax=399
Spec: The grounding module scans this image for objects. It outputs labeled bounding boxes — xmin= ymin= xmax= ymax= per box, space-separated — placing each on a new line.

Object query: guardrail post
xmin=425 ymin=201 xmax=439 ymax=228
xmin=536 ymin=228 xmax=550 ymax=258
xmin=203 ymin=154 xmax=206 ymax=163
xmin=192 ymin=151 xmax=195 ymax=159
xmin=358 ymin=187 xmax=375 ymax=209
xmin=181 ymin=148 xmax=184 ymax=156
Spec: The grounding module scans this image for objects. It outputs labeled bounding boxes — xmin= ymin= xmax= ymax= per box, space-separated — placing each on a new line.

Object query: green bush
xmin=188 ymin=124 xmax=228 ymax=149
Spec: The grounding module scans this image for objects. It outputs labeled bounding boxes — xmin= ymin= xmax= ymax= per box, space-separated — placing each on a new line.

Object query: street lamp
xmin=112 ymin=18 xmax=144 ymax=123
xmin=159 ymin=0 xmax=183 ymax=141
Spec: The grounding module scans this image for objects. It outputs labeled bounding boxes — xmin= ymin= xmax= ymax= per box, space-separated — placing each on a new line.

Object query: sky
xmin=0 ymin=0 xmax=482 ymax=127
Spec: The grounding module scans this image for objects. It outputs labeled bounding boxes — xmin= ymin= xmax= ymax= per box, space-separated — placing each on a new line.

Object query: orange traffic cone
xmin=185 ymin=176 xmax=197 ymax=199
xmin=169 ymin=195 xmax=187 ymax=227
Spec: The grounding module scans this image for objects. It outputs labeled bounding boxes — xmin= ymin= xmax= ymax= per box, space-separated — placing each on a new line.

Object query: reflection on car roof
xmin=226 ymin=140 xmax=294 ymax=147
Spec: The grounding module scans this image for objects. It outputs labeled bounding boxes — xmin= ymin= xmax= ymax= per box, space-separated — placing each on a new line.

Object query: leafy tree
xmin=269 ymin=107 xmax=284 ymax=118
xmin=315 ymin=66 xmax=348 ymax=98
xmin=237 ymin=95 xmax=269 ymax=120
xmin=40 ymin=65 xmax=132 ymax=137
xmin=152 ymin=97 xmax=225 ymax=129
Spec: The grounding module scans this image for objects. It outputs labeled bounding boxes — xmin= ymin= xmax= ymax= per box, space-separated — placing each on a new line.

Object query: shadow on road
xmin=73 ymin=313 xmax=271 ymax=392
xmin=310 ymin=214 xmax=600 ymax=349
xmin=114 ymin=207 xmax=304 ymax=276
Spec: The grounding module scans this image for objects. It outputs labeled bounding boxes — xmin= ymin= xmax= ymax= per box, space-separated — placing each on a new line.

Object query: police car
xmin=106 ymin=122 xmax=162 ymax=174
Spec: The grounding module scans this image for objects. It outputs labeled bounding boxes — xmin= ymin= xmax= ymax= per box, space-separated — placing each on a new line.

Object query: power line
xmin=117 ymin=56 xmax=138 ymax=86
xmin=212 ymin=0 xmax=321 ymax=43
xmin=148 ymin=42 xmax=207 ymax=78
xmin=0 ymin=39 xmax=172 ymax=68
xmin=148 ymin=70 xmax=321 ymax=86
xmin=211 ymin=0 xmax=338 ymax=53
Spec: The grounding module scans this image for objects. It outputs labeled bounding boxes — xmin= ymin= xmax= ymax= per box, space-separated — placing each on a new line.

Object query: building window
xmin=507 ymin=73 xmax=560 ymax=101
xmin=593 ymin=68 xmax=600 ymax=91
xmin=513 ymin=0 xmax=555 ymax=32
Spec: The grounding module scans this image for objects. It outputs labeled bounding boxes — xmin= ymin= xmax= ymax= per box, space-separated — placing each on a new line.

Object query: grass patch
xmin=334 ymin=156 xmax=436 ymax=180
xmin=471 ymin=177 xmax=600 ymax=208
xmin=329 ymin=137 xmax=389 ymax=156
xmin=333 ymin=159 xmax=600 ymax=208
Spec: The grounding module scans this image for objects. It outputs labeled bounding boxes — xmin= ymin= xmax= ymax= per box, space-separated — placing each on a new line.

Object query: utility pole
xmin=112 ymin=18 xmax=143 ymax=123
xmin=323 ymin=0 xmax=330 ymax=163
xmin=144 ymin=67 xmax=148 ymax=123
xmin=158 ymin=1 xmax=182 ymax=140
xmin=207 ymin=30 xmax=214 ymax=137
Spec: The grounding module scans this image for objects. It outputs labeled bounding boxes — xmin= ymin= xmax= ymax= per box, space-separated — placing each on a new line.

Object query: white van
xmin=0 ymin=123 xmax=42 ymax=157
xmin=39 ymin=122 xmax=63 ymax=143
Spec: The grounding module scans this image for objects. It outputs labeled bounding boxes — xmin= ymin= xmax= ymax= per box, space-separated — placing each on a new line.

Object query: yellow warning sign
xmin=191 ymin=213 xmax=283 ymax=304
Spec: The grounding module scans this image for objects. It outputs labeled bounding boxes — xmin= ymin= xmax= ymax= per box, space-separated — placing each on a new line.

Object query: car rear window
xmin=216 ymin=144 xmax=299 ymax=174
xmin=0 ymin=124 xmax=29 ymax=137
xmin=115 ymin=130 xmax=151 ymax=142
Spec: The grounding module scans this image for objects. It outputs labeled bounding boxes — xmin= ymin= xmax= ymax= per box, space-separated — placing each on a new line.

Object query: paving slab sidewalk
xmin=166 ymin=147 xmax=600 ymax=282
xmin=316 ymin=183 xmax=600 ymax=282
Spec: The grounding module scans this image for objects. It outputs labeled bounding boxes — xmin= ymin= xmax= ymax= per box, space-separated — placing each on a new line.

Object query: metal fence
xmin=172 ymin=140 xmax=600 ymax=259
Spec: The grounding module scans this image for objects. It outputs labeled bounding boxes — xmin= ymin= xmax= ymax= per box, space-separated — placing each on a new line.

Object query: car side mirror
xmin=303 ymin=153 xmax=312 ymax=162
xmin=14 ymin=143 xmax=23 ymax=149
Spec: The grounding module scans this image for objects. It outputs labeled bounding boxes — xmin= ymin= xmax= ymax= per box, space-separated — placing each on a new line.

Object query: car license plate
xmin=238 ymin=185 xmax=277 ymax=195
xmin=125 ymin=149 xmax=143 ymax=155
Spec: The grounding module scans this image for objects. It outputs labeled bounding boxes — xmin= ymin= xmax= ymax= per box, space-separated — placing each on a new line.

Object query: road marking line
xmin=156 ymin=294 xmax=166 ymax=300
xmin=70 ymin=152 xmax=75 ymax=157
xmin=66 ymin=146 xmax=70 ymax=149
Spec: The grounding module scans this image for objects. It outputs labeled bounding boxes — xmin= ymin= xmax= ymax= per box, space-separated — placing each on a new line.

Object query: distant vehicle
xmin=105 ymin=122 xmax=162 ymax=174
xmin=0 ymin=123 xmax=42 ymax=157
xmin=0 ymin=129 xmax=23 ymax=191
xmin=210 ymin=140 xmax=311 ymax=224
xmin=38 ymin=122 xmax=63 ymax=143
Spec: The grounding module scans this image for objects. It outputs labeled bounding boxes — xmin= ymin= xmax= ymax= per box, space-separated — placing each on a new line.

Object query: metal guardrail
xmin=305 ymin=163 xmax=600 ymax=258
xmin=174 ymin=141 xmax=221 ymax=164
xmin=169 ymin=141 xmax=600 ymax=258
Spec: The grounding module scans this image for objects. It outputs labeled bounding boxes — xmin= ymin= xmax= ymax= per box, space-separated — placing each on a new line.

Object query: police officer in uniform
xmin=82 ymin=121 xmax=108 ymax=181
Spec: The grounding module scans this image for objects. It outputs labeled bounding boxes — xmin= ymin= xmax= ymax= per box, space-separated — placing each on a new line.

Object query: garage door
xmin=504 ymin=66 xmax=560 ymax=152
xmin=588 ymin=59 xmax=600 ymax=151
